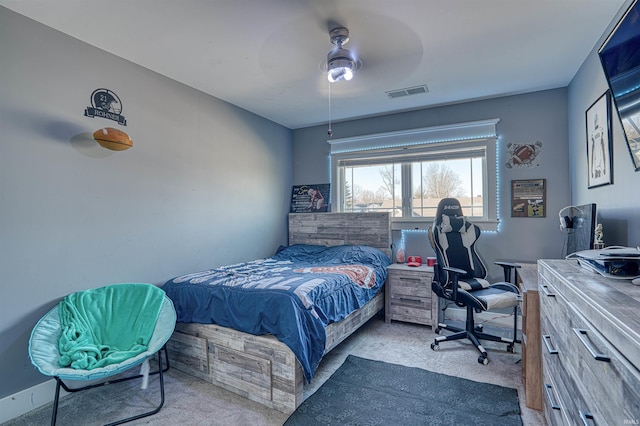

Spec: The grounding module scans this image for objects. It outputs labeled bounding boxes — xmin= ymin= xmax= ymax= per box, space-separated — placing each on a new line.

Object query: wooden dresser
xmin=538 ymin=259 xmax=640 ymax=425
xmin=385 ymin=264 xmax=436 ymax=326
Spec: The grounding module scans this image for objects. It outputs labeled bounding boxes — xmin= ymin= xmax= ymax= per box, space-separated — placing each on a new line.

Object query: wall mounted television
xmin=598 ymin=0 xmax=640 ymax=171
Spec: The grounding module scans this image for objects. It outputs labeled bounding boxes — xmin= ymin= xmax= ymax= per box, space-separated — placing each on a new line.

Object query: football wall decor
xmin=93 ymin=127 xmax=133 ymax=151
xmin=505 ymin=141 xmax=542 ymax=168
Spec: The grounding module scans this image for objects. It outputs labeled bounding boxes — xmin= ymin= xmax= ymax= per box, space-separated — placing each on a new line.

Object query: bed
xmin=164 ymin=212 xmax=391 ymax=414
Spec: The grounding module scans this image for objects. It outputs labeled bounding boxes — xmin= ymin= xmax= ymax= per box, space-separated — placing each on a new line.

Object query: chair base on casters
xmin=50 ymin=346 xmax=170 ymax=426
xmin=430 ymin=306 xmax=515 ymax=365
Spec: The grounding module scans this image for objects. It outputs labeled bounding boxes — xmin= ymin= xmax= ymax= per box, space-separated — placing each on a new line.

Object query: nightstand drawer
xmin=389 ymin=296 xmax=432 ymax=324
xmin=389 ymin=275 xmax=431 ymax=298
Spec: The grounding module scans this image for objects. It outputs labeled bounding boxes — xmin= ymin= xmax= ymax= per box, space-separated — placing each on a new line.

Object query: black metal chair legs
xmin=50 ymin=346 xmax=170 ymax=426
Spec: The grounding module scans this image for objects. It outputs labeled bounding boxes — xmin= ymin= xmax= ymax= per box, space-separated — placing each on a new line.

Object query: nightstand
xmin=384 ymin=263 xmax=436 ymax=326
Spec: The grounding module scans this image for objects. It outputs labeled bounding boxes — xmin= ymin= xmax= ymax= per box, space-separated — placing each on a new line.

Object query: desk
xmin=516 ymin=263 xmax=542 ymax=411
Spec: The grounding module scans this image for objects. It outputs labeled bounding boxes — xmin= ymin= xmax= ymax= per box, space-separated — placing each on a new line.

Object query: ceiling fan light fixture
xmin=327 ymin=48 xmax=356 ymax=82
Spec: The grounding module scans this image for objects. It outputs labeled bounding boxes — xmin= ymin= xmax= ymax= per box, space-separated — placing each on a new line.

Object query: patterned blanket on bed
xmin=162 ymin=244 xmax=390 ymax=382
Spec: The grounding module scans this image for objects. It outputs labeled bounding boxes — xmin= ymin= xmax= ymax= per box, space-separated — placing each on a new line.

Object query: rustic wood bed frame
xmin=165 ymin=212 xmax=391 ymax=414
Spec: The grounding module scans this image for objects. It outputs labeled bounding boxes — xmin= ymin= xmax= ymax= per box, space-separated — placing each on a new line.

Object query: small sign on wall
xmin=290 ymin=184 xmax=330 ymax=213
xmin=84 ymin=88 xmax=127 ymax=125
xmin=511 ymin=179 xmax=545 ymax=217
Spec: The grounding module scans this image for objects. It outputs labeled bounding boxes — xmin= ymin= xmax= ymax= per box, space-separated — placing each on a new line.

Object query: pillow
xmin=315 ymin=245 xmax=392 ymax=267
xmin=273 ymin=244 xmax=391 ymax=267
xmin=272 ymin=244 xmax=328 ymax=261
xmin=441 ymin=215 xmax=467 ymax=233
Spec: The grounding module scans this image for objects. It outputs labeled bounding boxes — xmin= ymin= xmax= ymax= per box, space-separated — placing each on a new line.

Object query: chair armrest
xmin=443 ymin=265 xmax=467 ymax=276
xmin=494 ymin=261 xmax=521 ymax=283
xmin=442 ymin=266 xmax=466 ymax=299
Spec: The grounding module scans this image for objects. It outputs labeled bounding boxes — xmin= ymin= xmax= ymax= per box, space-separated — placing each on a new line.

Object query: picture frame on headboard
xmin=290 ymin=183 xmax=330 ymax=213
xmin=586 ymin=91 xmax=613 ymax=188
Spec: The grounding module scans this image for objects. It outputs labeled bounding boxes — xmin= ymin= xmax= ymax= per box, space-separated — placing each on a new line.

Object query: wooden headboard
xmin=288 ymin=212 xmax=392 ymax=257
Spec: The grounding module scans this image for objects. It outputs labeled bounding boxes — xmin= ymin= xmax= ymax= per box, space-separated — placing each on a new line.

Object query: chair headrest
xmin=435 ymin=198 xmax=463 ymax=225
xmin=434 ymin=198 xmax=468 ymax=233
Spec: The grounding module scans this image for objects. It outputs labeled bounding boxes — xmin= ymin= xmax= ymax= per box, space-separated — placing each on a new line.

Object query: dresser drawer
xmin=565 ymin=313 xmax=640 ymax=422
xmin=539 ymin=276 xmax=574 ymax=358
xmin=541 ymin=363 xmax=572 ymax=426
xmin=541 ymin=315 xmax=595 ymax=426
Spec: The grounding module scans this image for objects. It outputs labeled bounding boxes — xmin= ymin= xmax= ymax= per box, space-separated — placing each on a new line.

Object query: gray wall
xmin=293 ymin=89 xmax=571 ymax=279
xmin=0 ymin=8 xmax=292 ymax=399
xmin=568 ymin=0 xmax=640 ymax=247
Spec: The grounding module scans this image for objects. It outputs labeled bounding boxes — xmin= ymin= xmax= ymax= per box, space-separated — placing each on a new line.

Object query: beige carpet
xmin=4 ymin=317 xmax=545 ymax=425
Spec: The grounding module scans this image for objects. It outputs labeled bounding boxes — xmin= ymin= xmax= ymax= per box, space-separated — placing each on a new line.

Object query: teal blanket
xmin=58 ymin=284 xmax=165 ymax=370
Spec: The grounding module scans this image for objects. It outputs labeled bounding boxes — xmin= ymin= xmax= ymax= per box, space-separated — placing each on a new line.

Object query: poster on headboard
xmin=290 ymin=184 xmax=330 ymax=213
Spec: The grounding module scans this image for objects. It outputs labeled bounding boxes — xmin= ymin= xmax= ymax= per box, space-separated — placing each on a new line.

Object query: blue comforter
xmin=162 ymin=244 xmax=390 ymax=382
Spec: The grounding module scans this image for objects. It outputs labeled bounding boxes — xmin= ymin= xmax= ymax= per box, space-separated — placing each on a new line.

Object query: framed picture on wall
xmin=290 ymin=184 xmax=330 ymax=213
xmin=585 ymin=91 xmax=613 ymax=188
xmin=511 ymin=179 xmax=546 ymax=218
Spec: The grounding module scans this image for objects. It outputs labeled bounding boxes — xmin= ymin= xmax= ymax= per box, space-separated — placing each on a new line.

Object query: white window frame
xmin=328 ymin=119 xmax=500 ymax=231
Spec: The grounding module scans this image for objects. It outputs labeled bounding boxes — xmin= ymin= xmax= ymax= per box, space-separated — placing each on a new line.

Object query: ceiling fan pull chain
xmin=328 ymin=80 xmax=333 ymax=137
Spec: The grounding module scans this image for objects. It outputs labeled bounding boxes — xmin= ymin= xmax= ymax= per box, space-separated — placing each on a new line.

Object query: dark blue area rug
xmin=285 ymin=355 xmax=522 ymax=426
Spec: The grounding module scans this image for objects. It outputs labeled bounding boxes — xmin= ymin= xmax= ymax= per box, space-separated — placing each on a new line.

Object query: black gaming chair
xmin=428 ymin=198 xmax=520 ymax=365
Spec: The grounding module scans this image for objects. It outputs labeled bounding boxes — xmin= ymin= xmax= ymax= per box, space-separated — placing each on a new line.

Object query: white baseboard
xmin=0 ymin=379 xmax=68 ymax=424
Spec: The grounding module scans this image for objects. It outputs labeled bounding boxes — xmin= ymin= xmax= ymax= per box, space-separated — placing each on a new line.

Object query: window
xmin=329 ymin=120 xmax=499 ymax=231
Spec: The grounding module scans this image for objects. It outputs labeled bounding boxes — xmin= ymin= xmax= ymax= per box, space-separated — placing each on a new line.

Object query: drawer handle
xmin=542 ymin=334 xmax=559 ymax=355
xmin=540 ymin=284 xmax=555 ymax=297
xmin=543 ymin=383 xmax=561 ymax=411
xmin=398 ymin=297 xmax=423 ymax=305
xmin=399 ymin=277 xmax=421 ymax=282
xmin=573 ymin=329 xmax=611 ymax=362
xmin=579 ymin=411 xmax=595 ymax=426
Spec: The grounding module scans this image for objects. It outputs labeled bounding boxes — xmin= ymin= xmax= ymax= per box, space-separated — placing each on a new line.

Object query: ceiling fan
xmin=326 ymin=26 xmax=359 ymax=82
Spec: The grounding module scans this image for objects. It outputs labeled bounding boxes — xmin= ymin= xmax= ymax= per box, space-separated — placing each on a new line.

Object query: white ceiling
xmin=1 ymin=0 xmax=627 ymax=129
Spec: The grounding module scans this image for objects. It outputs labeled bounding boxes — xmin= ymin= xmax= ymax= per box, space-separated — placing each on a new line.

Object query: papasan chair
xmin=29 ymin=283 xmax=177 ymax=426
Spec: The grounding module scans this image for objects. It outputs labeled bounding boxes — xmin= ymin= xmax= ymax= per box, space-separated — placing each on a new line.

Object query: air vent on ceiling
xmin=385 ymin=85 xmax=429 ymax=99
